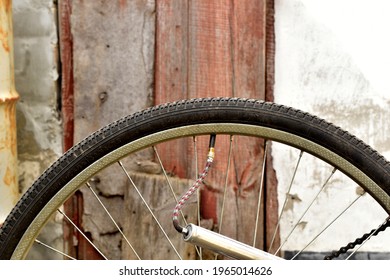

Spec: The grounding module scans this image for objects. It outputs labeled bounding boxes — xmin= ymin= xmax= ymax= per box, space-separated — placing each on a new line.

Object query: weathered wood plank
xmin=59 ymin=0 xmax=74 ymax=152
xmin=68 ymin=0 xmax=156 ymax=259
xmin=155 ymin=0 xmax=270 ymax=251
xmin=187 ymin=0 xmax=234 ymax=98
xmin=155 ymin=0 xmax=189 ymax=103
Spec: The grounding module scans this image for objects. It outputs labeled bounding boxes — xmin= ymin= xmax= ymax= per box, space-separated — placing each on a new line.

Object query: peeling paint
xmin=0 ymin=26 xmax=9 ymax=52
xmin=3 ymin=165 xmax=14 ymax=186
xmin=313 ymin=99 xmax=390 ymax=159
xmin=0 ymin=0 xmax=12 ymax=53
xmin=297 ymin=221 xmax=308 ymax=231
xmin=0 ymin=100 xmax=19 ymax=220
xmin=0 ymin=0 xmax=20 ymax=223
xmin=285 ymin=193 xmax=302 ymax=212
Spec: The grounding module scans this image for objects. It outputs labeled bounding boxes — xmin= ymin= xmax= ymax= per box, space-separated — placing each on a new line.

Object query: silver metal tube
xmin=183 ymin=224 xmax=282 ymax=260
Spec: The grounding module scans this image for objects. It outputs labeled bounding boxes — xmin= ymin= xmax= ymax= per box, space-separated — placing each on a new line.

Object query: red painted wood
xmin=59 ymin=0 xmax=74 ymax=152
xmin=59 ymin=0 xmax=77 ymax=259
xmin=155 ymin=0 xmax=276 ymax=248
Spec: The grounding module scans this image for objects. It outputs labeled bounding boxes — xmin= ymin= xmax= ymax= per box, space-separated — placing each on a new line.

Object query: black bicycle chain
xmin=324 ymin=216 xmax=390 ymax=260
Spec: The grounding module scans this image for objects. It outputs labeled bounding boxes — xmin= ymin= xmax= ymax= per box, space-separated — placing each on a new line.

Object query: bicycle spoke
xmin=210 ymin=135 xmax=234 ymax=260
xmin=118 ymin=160 xmax=182 ymax=260
xmin=218 ymin=135 xmax=233 ymax=235
xmin=35 ymin=239 xmax=76 ymax=260
xmin=86 ymin=182 xmax=141 ymax=260
xmin=193 ymin=136 xmax=200 ymax=226
xmin=57 ymin=208 xmax=108 ymax=260
xmin=192 ymin=136 xmax=203 ymax=260
xmin=153 ymin=146 xmax=188 ymax=224
xmin=154 ymin=145 xmax=202 ymax=259
xmin=253 ymin=140 xmax=268 ymax=247
xmin=269 ymin=150 xmax=304 ymax=252
xmin=274 ymin=167 xmax=337 ymax=255
xmin=291 ymin=193 xmax=364 ymax=260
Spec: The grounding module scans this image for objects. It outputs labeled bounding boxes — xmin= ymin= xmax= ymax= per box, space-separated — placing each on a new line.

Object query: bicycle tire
xmin=1 ymin=97 xmax=390 ymax=259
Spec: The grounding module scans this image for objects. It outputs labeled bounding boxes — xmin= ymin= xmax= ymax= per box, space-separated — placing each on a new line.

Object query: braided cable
xmin=173 ymin=135 xmax=216 ymax=234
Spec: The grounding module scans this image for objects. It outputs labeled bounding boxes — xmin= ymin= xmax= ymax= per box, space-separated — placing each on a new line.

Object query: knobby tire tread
xmin=1 ymin=97 xmax=390 ymax=259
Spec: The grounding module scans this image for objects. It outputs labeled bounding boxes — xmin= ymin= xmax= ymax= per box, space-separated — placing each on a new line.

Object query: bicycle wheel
xmin=1 ymin=97 xmax=390 ymax=259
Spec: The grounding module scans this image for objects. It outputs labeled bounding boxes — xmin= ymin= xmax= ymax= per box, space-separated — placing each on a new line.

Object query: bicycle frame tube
xmin=183 ymin=224 xmax=282 ymax=260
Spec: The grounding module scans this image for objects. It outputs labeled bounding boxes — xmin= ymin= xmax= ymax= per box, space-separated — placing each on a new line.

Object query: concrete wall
xmin=13 ymin=0 xmax=63 ymax=258
xmin=13 ymin=0 xmax=62 ymax=194
xmin=274 ymin=0 xmax=390 ymax=253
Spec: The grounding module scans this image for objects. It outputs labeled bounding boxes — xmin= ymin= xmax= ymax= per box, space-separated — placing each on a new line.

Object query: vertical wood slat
xmin=155 ymin=0 xmax=267 ymax=175
xmin=155 ymin=0 xmax=189 ymax=103
xmin=155 ymin=0 xmax=266 ymax=102
xmin=59 ymin=0 xmax=76 ymax=259
xmin=188 ymin=0 xmax=233 ymax=98
xmin=155 ymin=0 xmax=275 ymax=249
xmin=59 ymin=0 xmax=74 ymax=152
xmin=264 ymin=0 xmax=280 ymax=252
xmin=63 ymin=0 xmax=156 ymax=259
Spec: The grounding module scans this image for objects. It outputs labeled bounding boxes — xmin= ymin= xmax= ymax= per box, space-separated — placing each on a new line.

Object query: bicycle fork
xmin=172 ymin=134 xmax=282 ymax=260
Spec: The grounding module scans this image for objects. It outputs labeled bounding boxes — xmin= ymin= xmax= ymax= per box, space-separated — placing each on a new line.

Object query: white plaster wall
xmin=274 ymin=0 xmax=390 ymax=252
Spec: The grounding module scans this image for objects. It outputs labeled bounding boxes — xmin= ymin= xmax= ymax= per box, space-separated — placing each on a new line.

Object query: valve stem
xmin=173 ymin=134 xmax=216 ymax=234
